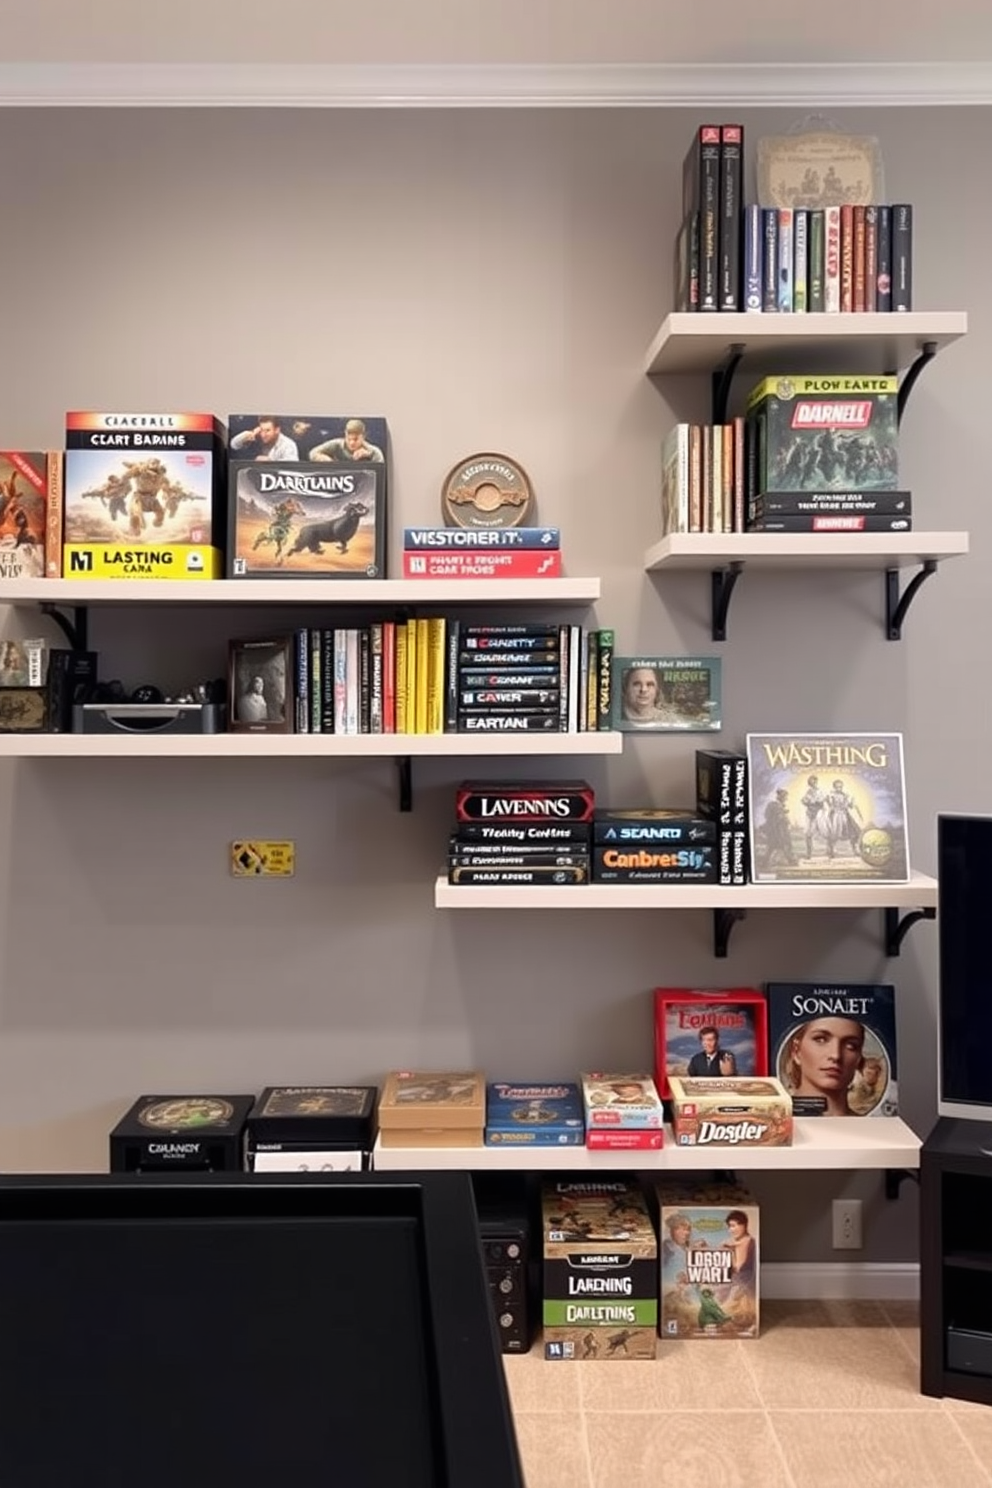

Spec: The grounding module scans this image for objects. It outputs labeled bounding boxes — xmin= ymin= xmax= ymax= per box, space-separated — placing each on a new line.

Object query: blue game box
xmin=485 ymin=1082 xmax=585 ymax=1146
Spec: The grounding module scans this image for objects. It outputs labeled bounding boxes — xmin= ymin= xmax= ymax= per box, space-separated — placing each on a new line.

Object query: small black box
xmin=110 ymin=1094 xmax=254 ymax=1173
xmin=245 ymin=1085 xmax=378 ymax=1171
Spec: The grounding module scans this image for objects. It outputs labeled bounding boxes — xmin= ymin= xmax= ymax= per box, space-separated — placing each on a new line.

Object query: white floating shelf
xmin=372 ymin=1117 xmax=922 ymax=1173
xmin=0 ymin=731 xmax=623 ymax=759
xmin=644 ymin=310 xmax=968 ymax=376
xmin=434 ymin=870 xmax=937 ymax=910
xmin=644 ymin=531 xmax=970 ymax=572
xmin=0 ymin=577 xmax=600 ymax=606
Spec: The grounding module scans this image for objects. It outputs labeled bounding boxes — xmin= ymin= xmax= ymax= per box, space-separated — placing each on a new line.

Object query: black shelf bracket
xmin=39 ymin=602 xmax=88 ymax=652
xmin=711 ymin=343 xmax=746 ymax=425
xmin=885 ymin=1168 xmax=921 ymax=1202
xmin=885 ymin=560 xmax=938 ymax=641
xmin=884 ymin=904 xmax=936 ymax=958
xmin=396 ymin=756 xmax=413 ymax=813
xmin=713 ymin=907 xmax=747 ymax=958
xmin=711 ymin=563 xmax=744 ymax=643
xmin=897 ymin=341 xmax=938 ymax=426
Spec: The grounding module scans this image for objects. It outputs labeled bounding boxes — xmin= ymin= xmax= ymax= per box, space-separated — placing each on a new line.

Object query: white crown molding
xmin=0 ymin=60 xmax=989 ymax=108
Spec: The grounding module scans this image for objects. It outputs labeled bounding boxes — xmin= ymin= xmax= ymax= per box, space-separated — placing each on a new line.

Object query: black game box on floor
xmin=110 ymin=1094 xmax=255 ymax=1173
xmin=246 ymin=1085 xmax=378 ymax=1149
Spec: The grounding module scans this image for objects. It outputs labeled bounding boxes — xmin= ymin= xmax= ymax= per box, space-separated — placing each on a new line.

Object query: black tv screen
xmin=0 ymin=1172 xmax=523 ymax=1488
xmin=938 ymin=814 xmax=992 ymax=1120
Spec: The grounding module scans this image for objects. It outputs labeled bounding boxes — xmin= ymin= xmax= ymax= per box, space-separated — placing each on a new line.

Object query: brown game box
xmin=668 ymin=1075 xmax=793 ymax=1148
xmin=377 ymin=1070 xmax=485 ymax=1148
xmin=658 ymin=1180 xmax=760 ymax=1340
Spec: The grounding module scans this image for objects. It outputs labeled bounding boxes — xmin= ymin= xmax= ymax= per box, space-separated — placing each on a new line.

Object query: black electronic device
xmin=0 ymin=1172 xmax=524 ymax=1488
xmin=937 ymin=815 xmax=992 ymax=1122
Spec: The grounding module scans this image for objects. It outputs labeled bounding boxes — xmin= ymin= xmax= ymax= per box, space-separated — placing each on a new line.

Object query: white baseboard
xmin=762 ymin=1262 xmax=919 ymax=1301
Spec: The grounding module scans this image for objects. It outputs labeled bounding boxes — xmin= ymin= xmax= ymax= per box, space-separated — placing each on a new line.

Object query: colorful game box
xmin=227 ymin=414 xmax=387 ymax=466
xmin=654 ymin=987 xmax=768 ymax=1099
xmin=745 ymin=374 xmax=899 ymax=494
xmin=766 ymin=981 xmax=899 ymax=1118
xmin=747 ymin=732 xmax=909 ymax=884
xmin=63 ymin=412 xmax=226 ymax=579
xmin=0 ymin=451 xmax=57 ymax=579
xmin=668 ymin=1075 xmax=793 ymax=1147
xmin=581 ymin=1072 xmax=665 ymax=1150
xmin=485 ymin=1082 xmax=585 ymax=1146
xmin=657 ymin=1180 xmax=760 ymax=1339
xmin=227 ymin=462 xmax=385 ymax=579
xmin=542 ymin=1180 xmax=657 ymax=1361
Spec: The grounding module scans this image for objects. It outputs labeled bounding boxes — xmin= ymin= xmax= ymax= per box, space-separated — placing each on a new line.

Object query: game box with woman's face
xmin=765 ymin=980 xmax=898 ymax=1117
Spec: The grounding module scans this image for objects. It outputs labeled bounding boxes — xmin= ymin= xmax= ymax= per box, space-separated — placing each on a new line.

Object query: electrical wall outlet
xmin=832 ymin=1198 xmax=863 ymax=1250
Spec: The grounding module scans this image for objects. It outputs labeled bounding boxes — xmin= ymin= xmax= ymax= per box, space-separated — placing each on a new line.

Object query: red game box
xmin=654 ymin=987 xmax=768 ymax=1099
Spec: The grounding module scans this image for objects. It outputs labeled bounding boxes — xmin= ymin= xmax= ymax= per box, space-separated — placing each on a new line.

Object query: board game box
xmin=745 ymin=374 xmax=899 ymax=494
xmin=668 ymin=1076 xmax=793 ymax=1147
xmin=766 ymin=981 xmax=899 ymax=1117
xmin=0 ymin=451 xmax=56 ymax=579
xmin=63 ymin=413 xmax=226 ymax=579
xmin=227 ymin=461 xmax=385 ymax=579
xmin=747 ymin=732 xmax=909 ymax=884
xmin=485 ymin=1082 xmax=585 ymax=1146
xmin=377 ymin=1069 xmax=485 ymax=1148
xmin=110 ymin=1094 xmax=255 ymax=1172
xmin=613 ymin=655 xmax=721 ymax=732
xmin=542 ymin=1180 xmax=657 ymax=1361
xmin=653 ymin=987 xmax=768 ymax=1099
xmin=658 ymin=1180 xmax=760 ymax=1339
xmin=227 ymin=414 xmax=387 ymax=466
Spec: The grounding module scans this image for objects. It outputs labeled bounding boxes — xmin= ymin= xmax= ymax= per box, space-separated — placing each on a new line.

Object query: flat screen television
xmin=937 ymin=813 xmax=992 ymax=1122
xmin=0 ymin=1171 xmax=524 ymax=1488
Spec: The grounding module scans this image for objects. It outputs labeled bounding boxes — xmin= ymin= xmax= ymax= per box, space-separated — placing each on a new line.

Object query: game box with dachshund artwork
xmin=227 ymin=462 xmax=386 ymax=579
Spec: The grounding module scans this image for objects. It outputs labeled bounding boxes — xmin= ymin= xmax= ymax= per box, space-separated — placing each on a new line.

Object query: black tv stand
xmin=921 ymin=1117 xmax=992 ymax=1403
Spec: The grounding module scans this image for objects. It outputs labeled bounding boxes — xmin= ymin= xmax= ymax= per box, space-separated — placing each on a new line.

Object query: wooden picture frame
xmin=228 ymin=637 xmax=294 ymax=733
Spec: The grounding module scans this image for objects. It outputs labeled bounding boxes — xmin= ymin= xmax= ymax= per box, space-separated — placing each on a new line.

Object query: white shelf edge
xmin=643 ymin=531 xmax=970 ymax=572
xmin=0 ymin=731 xmax=623 ymax=759
xmin=433 ymin=870 xmax=937 ymax=910
xmin=643 ymin=310 xmax=969 ymax=376
xmin=0 ymin=577 xmax=601 ymax=605
xmin=372 ymin=1117 xmax=922 ymax=1172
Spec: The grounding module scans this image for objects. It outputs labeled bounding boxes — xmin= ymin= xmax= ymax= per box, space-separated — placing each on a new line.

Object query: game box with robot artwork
xmin=62 ymin=412 xmax=227 ymax=579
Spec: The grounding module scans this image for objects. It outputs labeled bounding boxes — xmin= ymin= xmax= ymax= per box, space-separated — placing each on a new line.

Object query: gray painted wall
xmin=0 ymin=105 xmax=983 ymax=1260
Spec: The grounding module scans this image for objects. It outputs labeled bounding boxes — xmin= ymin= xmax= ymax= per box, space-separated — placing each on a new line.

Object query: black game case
xmin=246 ymin=1085 xmax=378 ymax=1149
xmin=110 ymin=1094 xmax=255 ymax=1173
xmin=682 ymin=124 xmax=721 ymax=312
xmin=696 ymin=748 xmax=748 ymax=886
xmin=719 ymin=124 xmax=743 ymax=311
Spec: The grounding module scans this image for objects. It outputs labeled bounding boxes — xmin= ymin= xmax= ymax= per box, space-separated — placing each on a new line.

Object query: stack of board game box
xmin=225 ymin=414 xmax=387 ymax=580
xmin=484 ymin=1082 xmax=585 ymax=1147
xmin=657 ymin=1180 xmax=760 ymax=1339
xmin=61 ymin=412 xmax=227 ymax=580
xmin=542 ymin=1180 xmax=658 ymax=1361
xmin=244 ymin=1085 xmax=378 ymax=1171
xmin=591 ymin=807 xmax=719 ymax=885
xmin=447 ymin=779 xmax=594 ymax=887
xmin=581 ymin=1072 xmax=665 ymax=1151
xmin=403 ymin=525 xmax=563 ymax=579
xmin=377 ymin=1070 xmax=485 ymax=1149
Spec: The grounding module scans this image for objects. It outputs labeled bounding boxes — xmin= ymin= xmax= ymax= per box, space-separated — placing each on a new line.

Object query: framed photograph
xmin=613 ymin=655 xmax=721 ymax=732
xmin=228 ymin=637 xmax=293 ymax=734
xmin=653 ymin=986 xmax=769 ymax=1099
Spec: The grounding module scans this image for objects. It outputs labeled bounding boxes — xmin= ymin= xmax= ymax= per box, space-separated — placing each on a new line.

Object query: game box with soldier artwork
xmin=227 ymin=462 xmax=386 ymax=579
xmin=542 ymin=1180 xmax=658 ymax=1361
xmin=63 ymin=412 xmax=226 ymax=579
xmin=745 ymin=375 xmax=906 ymax=531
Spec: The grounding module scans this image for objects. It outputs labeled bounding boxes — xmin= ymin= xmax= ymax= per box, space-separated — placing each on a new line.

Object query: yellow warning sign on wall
xmin=231 ymin=841 xmax=295 ymax=877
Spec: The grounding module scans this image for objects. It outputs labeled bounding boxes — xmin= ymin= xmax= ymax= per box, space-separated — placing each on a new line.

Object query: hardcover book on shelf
xmin=766 ymin=981 xmax=899 ymax=1118
xmin=746 ymin=732 xmax=909 ymax=884
xmin=653 ymin=987 xmax=768 ymax=1100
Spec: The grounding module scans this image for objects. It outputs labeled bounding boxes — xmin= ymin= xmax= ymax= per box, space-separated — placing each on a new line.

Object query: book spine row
xmin=660 ymin=421 xmax=746 ymax=535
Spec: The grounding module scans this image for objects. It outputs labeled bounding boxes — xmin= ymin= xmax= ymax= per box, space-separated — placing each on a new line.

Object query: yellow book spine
xmin=415 ymin=618 xmax=430 ymax=734
xmin=427 ymin=617 xmax=446 ymax=734
xmin=395 ymin=623 xmax=409 ymax=734
xmin=406 ymin=619 xmax=419 ymax=734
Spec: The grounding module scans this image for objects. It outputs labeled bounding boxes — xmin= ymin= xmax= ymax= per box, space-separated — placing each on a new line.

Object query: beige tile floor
xmin=503 ymin=1300 xmax=992 ymax=1488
